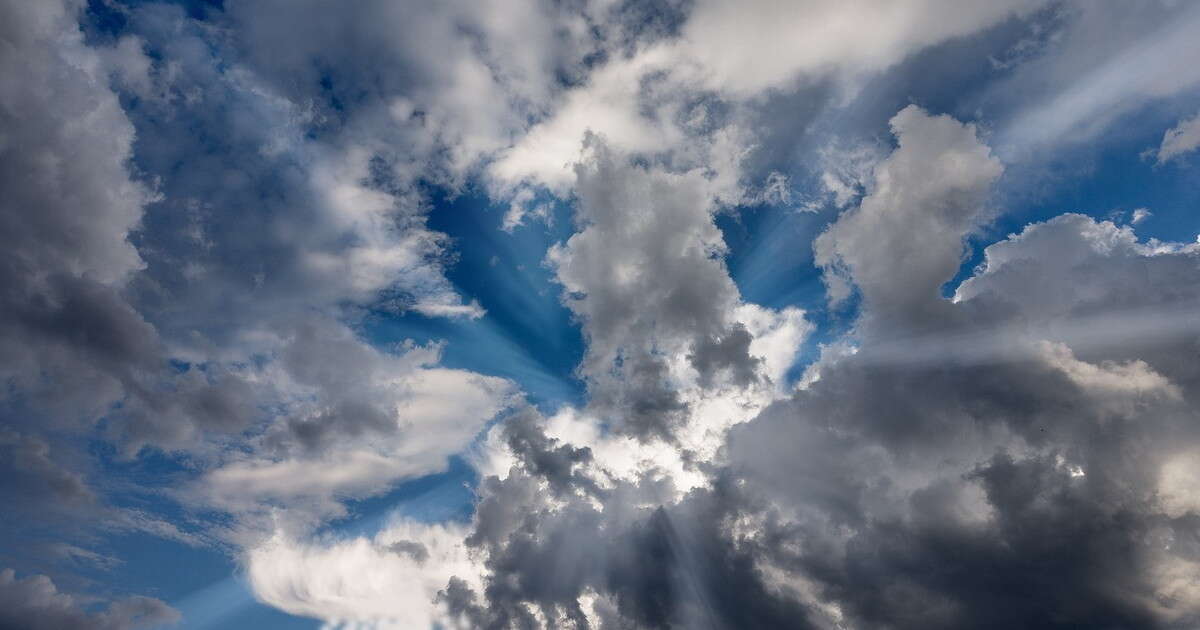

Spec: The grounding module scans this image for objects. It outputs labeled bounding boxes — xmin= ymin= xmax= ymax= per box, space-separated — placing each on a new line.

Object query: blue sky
xmin=3 ymin=1 xmax=1200 ymax=629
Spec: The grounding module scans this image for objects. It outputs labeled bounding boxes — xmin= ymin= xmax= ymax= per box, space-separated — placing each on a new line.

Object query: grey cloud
xmin=448 ymin=107 xmax=1200 ymax=629
xmin=0 ymin=0 xmax=147 ymax=286
xmin=0 ymin=0 xmax=269 ymax=458
xmin=501 ymin=407 xmax=596 ymax=496
xmin=457 ymin=436 xmax=818 ymax=629
xmin=814 ymin=105 xmax=1003 ymax=332
xmin=616 ymin=355 xmax=690 ymax=443
xmin=549 ymin=138 xmax=757 ymax=440
xmin=689 ymin=323 xmax=760 ymax=388
xmin=7 ymin=1 xmax=1200 ymax=628
xmin=0 ymin=0 xmax=504 ymax=455
xmin=219 ymin=0 xmax=603 ymax=183
xmin=0 ymin=0 xmax=517 ymax=604
xmin=0 ymin=430 xmax=96 ymax=511
xmin=719 ymin=116 xmax=1200 ymax=628
xmin=0 ymin=568 xmax=179 ymax=630
xmin=388 ymin=540 xmax=430 ymax=564
xmin=955 ymin=214 xmax=1200 ymax=401
xmin=0 ymin=0 xmax=152 ymax=431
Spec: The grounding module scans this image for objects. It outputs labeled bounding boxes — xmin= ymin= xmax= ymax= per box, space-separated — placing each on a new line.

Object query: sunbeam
xmin=4 ymin=1 xmax=1200 ymax=629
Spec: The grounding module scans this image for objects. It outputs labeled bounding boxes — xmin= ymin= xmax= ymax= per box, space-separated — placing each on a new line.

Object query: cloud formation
xmin=1157 ymin=112 xmax=1200 ymax=164
xmin=4 ymin=0 xmax=1200 ymax=628
xmin=0 ymin=568 xmax=179 ymax=630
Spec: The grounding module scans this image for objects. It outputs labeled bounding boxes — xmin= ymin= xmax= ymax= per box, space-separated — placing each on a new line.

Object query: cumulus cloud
xmin=725 ymin=121 xmax=1200 ymax=629
xmin=0 ymin=568 xmax=179 ymax=630
xmin=237 ymin=135 xmax=813 ymax=629
xmin=815 ymin=105 xmax=1003 ymax=326
xmin=7 ymin=1 xmax=1200 ymax=628
xmin=270 ymin=108 xmax=1200 ymax=629
xmin=0 ymin=0 xmax=517 ymax=609
xmin=0 ymin=0 xmax=161 ymax=443
xmin=547 ymin=137 xmax=762 ymax=440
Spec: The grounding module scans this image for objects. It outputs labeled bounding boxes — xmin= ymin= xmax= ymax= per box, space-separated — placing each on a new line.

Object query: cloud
xmin=723 ymin=117 xmax=1200 ymax=629
xmin=546 ymin=137 xmax=765 ymax=440
xmin=367 ymin=108 xmax=1200 ymax=629
xmin=0 ymin=0 xmax=157 ymax=439
xmin=0 ymin=568 xmax=179 ymax=630
xmin=996 ymin=2 xmax=1200 ymax=155
xmin=234 ymin=131 xmax=813 ymax=629
xmin=814 ymin=105 xmax=1003 ymax=326
xmin=0 ymin=429 xmax=96 ymax=513
xmin=7 ymin=2 xmax=1200 ymax=628
xmin=185 ymin=322 xmax=516 ymax=536
xmin=1157 ymin=112 xmax=1200 ymax=164
xmin=220 ymin=0 xmax=600 ymax=183
xmin=677 ymin=0 xmax=1044 ymax=97
xmin=246 ymin=520 xmax=480 ymax=629
xmin=487 ymin=0 xmax=1042 ymax=204
xmin=0 ymin=0 xmax=519 ymax=607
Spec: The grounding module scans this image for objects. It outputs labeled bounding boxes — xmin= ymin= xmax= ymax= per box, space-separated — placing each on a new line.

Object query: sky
xmin=2 ymin=0 xmax=1200 ymax=628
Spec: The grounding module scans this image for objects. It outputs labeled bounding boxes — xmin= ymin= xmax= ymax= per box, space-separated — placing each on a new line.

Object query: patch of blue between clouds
xmin=952 ymin=99 xmax=1200 ymax=295
xmin=78 ymin=443 xmax=317 ymax=629
xmin=365 ymin=189 xmax=587 ymax=413
xmin=717 ymin=202 xmax=855 ymax=386
xmin=319 ymin=456 xmax=479 ymax=541
xmin=349 ymin=190 xmax=586 ymax=535
xmin=116 ymin=537 xmax=315 ymax=630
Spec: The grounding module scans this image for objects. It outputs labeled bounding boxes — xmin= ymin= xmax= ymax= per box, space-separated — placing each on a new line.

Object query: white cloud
xmin=247 ymin=519 xmax=480 ymax=628
xmin=1159 ymin=449 xmax=1200 ymax=519
xmin=678 ymin=0 xmax=1044 ymax=97
xmin=489 ymin=0 xmax=1039 ymax=196
xmin=1156 ymin=112 xmax=1200 ymax=164
xmin=191 ymin=352 xmax=515 ymax=534
xmin=1037 ymin=340 xmax=1181 ymax=413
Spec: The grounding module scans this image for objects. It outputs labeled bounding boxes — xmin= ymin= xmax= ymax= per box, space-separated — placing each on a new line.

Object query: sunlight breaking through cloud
xmin=3 ymin=1 xmax=1200 ymax=629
